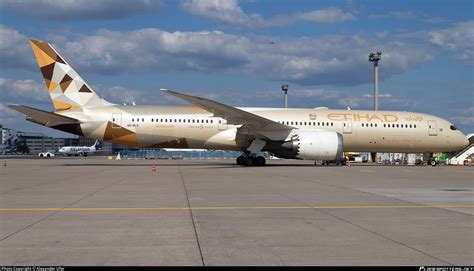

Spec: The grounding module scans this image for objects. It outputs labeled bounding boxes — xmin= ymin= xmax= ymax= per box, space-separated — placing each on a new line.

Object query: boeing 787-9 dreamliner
xmin=9 ymin=39 xmax=469 ymax=166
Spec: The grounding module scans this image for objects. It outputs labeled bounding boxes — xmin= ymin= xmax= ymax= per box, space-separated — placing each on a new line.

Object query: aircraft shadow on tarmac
xmin=59 ymin=162 xmax=321 ymax=168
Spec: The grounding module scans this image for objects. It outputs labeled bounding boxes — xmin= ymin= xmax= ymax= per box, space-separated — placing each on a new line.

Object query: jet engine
xmin=273 ymin=129 xmax=343 ymax=160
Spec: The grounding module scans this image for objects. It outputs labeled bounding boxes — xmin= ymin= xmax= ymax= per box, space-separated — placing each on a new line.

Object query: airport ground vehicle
xmin=463 ymin=154 xmax=474 ymax=166
xmin=315 ymin=157 xmax=347 ymax=166
xmin=38 ymin=152 xmax=55 ymax=157
xmin=346 ymin=153 xmax=368 ymax=163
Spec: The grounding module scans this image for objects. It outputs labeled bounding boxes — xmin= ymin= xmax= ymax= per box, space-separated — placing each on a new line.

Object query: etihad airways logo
xmin=327 ymin=113 xmax=398 ymax=122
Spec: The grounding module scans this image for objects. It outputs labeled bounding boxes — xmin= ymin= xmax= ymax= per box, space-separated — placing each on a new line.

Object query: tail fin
xmin=28 ymin=39 xmax=112 ymax=111
xmin=92 ymin=140 xmax=102 ymax=149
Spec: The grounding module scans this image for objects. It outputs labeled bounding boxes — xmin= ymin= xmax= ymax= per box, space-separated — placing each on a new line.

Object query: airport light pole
xmin=282 ymin=84 xmax=289 ymax=108
xmin=369 ymin=52 xmax=382 ymax=111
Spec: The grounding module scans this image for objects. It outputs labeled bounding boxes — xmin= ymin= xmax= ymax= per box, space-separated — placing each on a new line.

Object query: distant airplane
xmin=8 ymin=39 xmax=469 ymax=166
xmin=59 ymin=140 xmax=101 ymax=156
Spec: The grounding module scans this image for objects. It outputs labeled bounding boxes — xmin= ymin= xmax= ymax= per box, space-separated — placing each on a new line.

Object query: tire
xmin=463 ymin=160 xmax=468 ymax=166
xmin=244 ymin=156 xmax=255 ymax=166
xmin=255 ymin=156 xmax=266 ymax=166
xmin=39 ymin=153 xmax=43 ymax=157
xmin=429 ymin=159 xmax=437 ymax=167
xmin=236 ymin=155 xmax=245 ymax=165
xmin=46 ymin=153 xmax=51 ymax=157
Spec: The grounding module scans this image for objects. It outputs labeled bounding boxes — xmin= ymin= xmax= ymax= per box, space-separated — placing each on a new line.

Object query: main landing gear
xmin=236 ymin=155 xmax=266 ymax=166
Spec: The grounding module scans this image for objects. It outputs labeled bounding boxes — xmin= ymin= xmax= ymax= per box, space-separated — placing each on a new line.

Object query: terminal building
xmin=1 ymin=125 xmax=76 ymax=154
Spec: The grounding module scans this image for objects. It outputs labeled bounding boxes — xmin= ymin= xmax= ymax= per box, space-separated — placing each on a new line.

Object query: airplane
xmin=58 ymin=139 xmax=101 ymax=156
xmin=8 ymin=39 xmax=470 ymax=166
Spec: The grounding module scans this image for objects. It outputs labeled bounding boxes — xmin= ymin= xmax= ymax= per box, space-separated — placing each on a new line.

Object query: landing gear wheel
xmin=255 ymin=156 xmax=266 ymax=166
xmin=236 ymin=155 xmax=245 ymax=165
xmin=429 ymin=159 xmax=437 ymax=167
xmin=244 ymin=156 xmax=255 ymax=166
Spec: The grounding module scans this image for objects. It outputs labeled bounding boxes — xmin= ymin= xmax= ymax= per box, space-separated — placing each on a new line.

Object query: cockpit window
xmin=450 ymin=125 xmax=457 ymax=130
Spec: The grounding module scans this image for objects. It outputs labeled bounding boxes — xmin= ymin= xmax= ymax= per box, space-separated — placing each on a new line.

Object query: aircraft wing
xmin=8 ymin=104 xmax=80 ymax=127
xmin=161 ymin=89 xmax=292 ymax=134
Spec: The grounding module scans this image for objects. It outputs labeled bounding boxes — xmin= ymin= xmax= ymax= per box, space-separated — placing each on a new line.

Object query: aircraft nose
xmin=456 ymin=133 xmax=469 ymax=150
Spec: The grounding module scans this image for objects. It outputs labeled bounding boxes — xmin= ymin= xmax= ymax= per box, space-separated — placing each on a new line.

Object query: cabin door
xmin=428 ymin=120 xmax=438 ymax=136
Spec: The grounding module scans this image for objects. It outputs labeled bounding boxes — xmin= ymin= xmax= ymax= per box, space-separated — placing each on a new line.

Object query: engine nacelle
xmin=283 ymin=129 xmax=343 ymax=160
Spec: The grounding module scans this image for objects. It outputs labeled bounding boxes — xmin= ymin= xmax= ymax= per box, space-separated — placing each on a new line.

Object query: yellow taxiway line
xmin=0 ymin=205 xmax=473 ymax=212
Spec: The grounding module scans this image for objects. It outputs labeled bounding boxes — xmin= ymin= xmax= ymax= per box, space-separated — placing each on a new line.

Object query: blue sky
xmin=0 ymin=0 xmax=473 ymax=137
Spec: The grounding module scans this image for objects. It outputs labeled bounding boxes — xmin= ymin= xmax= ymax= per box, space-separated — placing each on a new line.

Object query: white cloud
xmin=182 ymin=0 xmax=355 ymax=26
xmin=62 ymin=28 xmax=251 ymax=74
xmin=92 ymin=85 xmax=147 ymax=105
xmin=428 ymin=21 xmax=474 ymax=63
xmin=0 ymin=103 xmax=20 ymax=118
xmin=363 ymin=93 xmax=392 ymax=98
xmin=390 ymin=11 xmax=416 ymax=20
xmin=182 ymin=0 xmax=263 ymax=26
xmin=450 ymin=107 xmax=474 ymax=126
xmin=0 ymin=25 xmax=35 ymax=70
xmin=0 ymin=77 xmax=48 ymax=103
xmin=450 ymin=116 xmax=474 ymax=126
xmin=296 ymin=7 xmax=355 ymax=24
xmin=369 ymin=10 xmax=446 ymax=24
xmin=0 ymin=103 xmax=20 ymax=128
xmin=188 ymin=88 xmax=417 ymax=112
xmin=339 ymin=93 xmax=417 ymax=109
xmin=0 ymin=0 xmax=158 ymax=20
xmin=0 ymin=25 xmax=434 ymax=86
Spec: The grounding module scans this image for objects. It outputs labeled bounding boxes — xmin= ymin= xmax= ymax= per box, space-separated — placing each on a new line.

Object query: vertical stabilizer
xmin=29 ymin=39 xmax=112 ymax=111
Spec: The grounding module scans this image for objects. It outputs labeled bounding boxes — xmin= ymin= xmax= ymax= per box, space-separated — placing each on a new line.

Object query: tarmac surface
xmin=0 ymin=157 xmax=473 ymax=266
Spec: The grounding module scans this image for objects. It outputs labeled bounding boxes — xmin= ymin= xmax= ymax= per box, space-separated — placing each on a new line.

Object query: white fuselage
xmin=63 ymin=105 xmax=469 ymax=154
xmin=59 ymin=146 xmax=96 ymax=155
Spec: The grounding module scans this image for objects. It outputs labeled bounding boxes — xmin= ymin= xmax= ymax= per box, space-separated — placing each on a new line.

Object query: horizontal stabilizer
xmin=8 ymin=104 xmax=80 ymax=127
